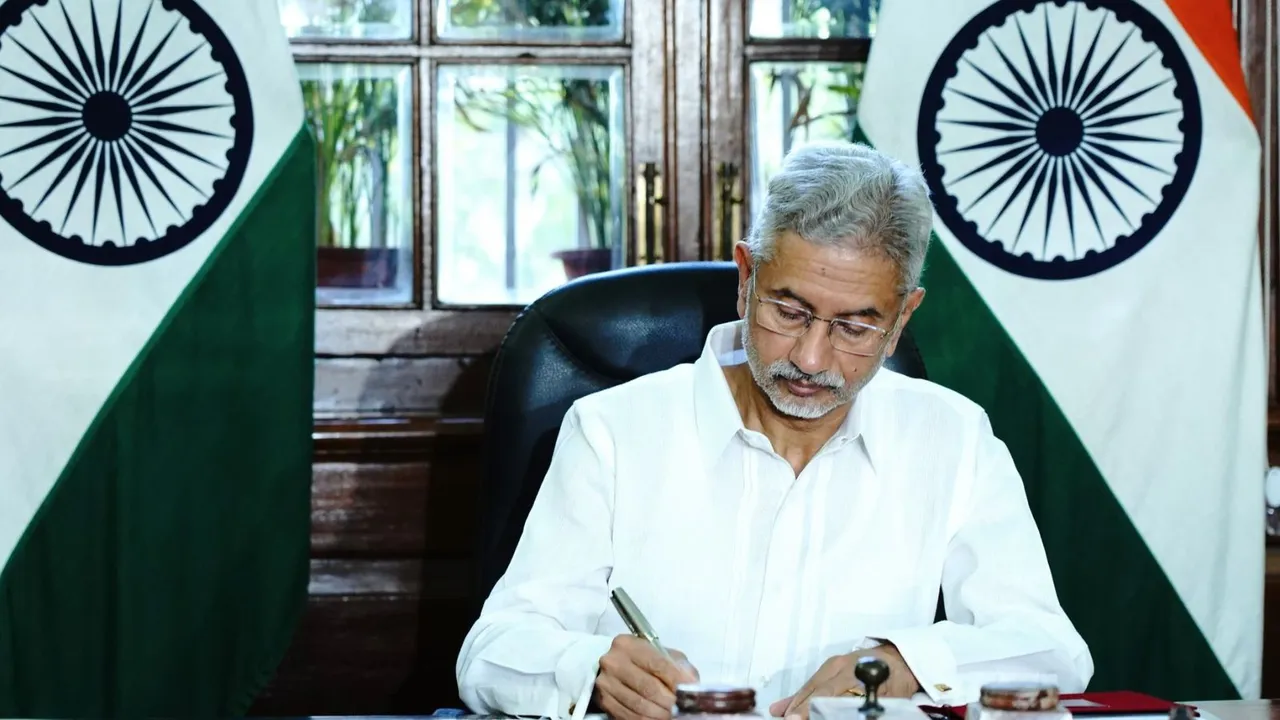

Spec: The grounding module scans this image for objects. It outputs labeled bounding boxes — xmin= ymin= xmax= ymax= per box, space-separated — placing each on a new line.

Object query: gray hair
xmin=745 ymin=141 xmax=934 ymax=292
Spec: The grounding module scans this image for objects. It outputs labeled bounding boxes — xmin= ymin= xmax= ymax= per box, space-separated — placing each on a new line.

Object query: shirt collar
xmin=692 ymin=320 xmax=876 ymax=468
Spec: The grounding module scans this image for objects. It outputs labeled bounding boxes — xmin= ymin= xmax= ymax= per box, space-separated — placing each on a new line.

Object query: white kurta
xmin=456 ymin=320 xmax=1093 ymax=718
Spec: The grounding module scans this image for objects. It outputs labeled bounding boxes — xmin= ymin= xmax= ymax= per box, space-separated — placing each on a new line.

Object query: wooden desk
xmin=1187 ymin=701 xmax=1278 ymax=720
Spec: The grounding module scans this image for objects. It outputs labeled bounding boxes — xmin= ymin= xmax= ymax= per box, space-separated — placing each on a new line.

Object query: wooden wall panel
xmin=316 ymin=309 xmax=517 ymax=357
xmin=250 ymin=419 xmax=485 ymax=717
xmin=312 ymin=462 xmax=476 ymax=559
xmin=306 ymin=558 xmax=472 ymax=598
xmin=252 ymin=577 xmax=477 ymax=715
xmin=252 ymin=561 xmax=475 ymax=716
xmin=314 ymin=357 xmax=492 ymax=416
xmin=251 ymin=594 xmax=425 ymax=716
xmin=1238 ymin=0 xmax=1280 ymax=440
xmin=312 ymin=462 xmax=432 ymax=556
xmin=1265 ymin=548 xmax=1280 ymax=699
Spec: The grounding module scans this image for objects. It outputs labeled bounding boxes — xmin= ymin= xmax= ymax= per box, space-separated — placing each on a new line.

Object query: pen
xmin=610 ymin=586 xmax=678 ymax=666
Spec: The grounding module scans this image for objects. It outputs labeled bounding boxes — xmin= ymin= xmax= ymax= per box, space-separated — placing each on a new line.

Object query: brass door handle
xmin=636 ymin=161 xmax=665 ymax=265
xmin=716 ymin=162 xmax=743 ymax=261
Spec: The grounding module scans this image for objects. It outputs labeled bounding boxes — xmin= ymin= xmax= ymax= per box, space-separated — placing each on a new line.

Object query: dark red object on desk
xmin=922 ymin=691 xmax=1196 ymax=719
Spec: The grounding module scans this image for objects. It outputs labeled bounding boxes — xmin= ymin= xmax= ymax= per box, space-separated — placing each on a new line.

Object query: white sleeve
xmin=455 ymin=405 xmax=617 ymax=718
xmin=866 ymin=412 xmax=1094 ymax=705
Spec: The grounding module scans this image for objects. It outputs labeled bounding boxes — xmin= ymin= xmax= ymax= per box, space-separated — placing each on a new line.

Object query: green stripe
xmin=0 ymin=128 xmax=316 ymax=715
xmin=912 ymin=236 xmax=1237 ymax=699
xmin=853 ymin=127 xmax=1237 ymax=699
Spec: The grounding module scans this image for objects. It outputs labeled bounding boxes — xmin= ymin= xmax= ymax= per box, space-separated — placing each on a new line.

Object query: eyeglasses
xmin=753 ymin=295 xmax=897 ymax=357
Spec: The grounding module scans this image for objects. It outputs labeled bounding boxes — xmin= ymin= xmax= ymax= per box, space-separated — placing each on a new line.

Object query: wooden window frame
xmin=702 ymin=0 xmax=876 ymax=262
xmin=1235 ymin=0 xmax=1280 ymax=460
xmin=290 ymin=0 xmax=672 ymax=362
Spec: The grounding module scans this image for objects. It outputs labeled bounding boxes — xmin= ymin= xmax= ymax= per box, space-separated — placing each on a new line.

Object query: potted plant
xmin=302 ymin=68 xmax=402 ymax=289
xmin=449 ymin=0 xmax=619 ymax=281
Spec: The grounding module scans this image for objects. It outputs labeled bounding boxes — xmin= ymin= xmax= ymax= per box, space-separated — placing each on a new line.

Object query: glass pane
xmin=299 ymin=63 xmax=415 ymax=306
xmin=749 ymin=61 xmax=866 ymax=214
xmin=438 ymin=0 xmax=624 ymax=42
xmin=436 ymin=64 xmax=627 ymax=306
xmin=278 ymin=0 xmax=413 ymax=40
xmin=749 ymin=0 xmax=879 ymax=39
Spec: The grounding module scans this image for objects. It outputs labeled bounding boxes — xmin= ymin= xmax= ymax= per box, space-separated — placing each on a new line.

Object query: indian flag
xmin=0 ymin=0 xmax=313 ymax=714
xmin=860 ymin=0 xmax=1264 ymax=700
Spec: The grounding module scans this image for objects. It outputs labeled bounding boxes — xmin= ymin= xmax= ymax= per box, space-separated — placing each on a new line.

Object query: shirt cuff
xmin=859 ymin=628 xmax=962 ymax=706
xmin=555 ymin=634 xmax=615 ymax=718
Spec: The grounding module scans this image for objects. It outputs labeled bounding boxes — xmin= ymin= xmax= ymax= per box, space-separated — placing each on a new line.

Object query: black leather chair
xmin=474 ymin=261 xmax=928 ymax=604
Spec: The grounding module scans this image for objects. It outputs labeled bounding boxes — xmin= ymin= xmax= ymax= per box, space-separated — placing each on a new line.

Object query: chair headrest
xmin=512 ymin=261 xmax=742 ymax=381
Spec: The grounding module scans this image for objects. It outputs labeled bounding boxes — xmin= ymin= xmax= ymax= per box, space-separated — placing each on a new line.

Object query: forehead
xmin=756 ymin=232 xmax=901 ymax=301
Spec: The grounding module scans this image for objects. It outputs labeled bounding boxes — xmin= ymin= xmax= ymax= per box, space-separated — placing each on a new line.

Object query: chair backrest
xmin=475 ymin=261 xmax=928 ymax=600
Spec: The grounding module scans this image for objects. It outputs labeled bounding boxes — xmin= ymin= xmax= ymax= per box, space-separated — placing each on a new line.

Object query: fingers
xmin=783 ymin=685 xmax=833 ymax=720
xmin=669 ymin=649 xmax=700 ymax=683
xmin=596 ymin=671 xmax=673 ymax=720
xmin=594 ymin=691 xmax=636 ymax=720
xmin=597 ymin=636 xmax=699 ymax=720
xmin=782 ymin=660 xmax=844 ymax=717
xmin=859 ymin=645 xmax=918 ymax=698
xmin=782 ymin=656 xmax=861 ymax=720
xmin=596 ymin=690 xmax=666 ymax=720
xmin=633 ymin=644 xmax=698 ymax=689
xmin=601 ymin=647 xmax=677 ymax=701
xmin=770 ymin=695 xmax=794 ymax=717
xmin=783 ymin=685 xmax=818 ymax=719
xmin=883 ymin=677 xmax=914 ymax=698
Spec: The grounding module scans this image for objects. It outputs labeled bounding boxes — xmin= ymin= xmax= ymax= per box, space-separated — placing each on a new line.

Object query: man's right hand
xmin=593 ymin=634 xmax=699 ymax=720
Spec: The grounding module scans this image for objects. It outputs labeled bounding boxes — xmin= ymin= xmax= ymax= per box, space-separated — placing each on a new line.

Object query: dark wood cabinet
xmin=250 ymin=418 xmax=483 ymax=714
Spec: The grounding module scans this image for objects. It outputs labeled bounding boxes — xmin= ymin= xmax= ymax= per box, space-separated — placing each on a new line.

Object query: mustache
xmin=767 ymin=361 xmax=845 ymax=389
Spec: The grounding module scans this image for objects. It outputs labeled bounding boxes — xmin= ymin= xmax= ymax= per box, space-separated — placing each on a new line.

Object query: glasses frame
xmin=750 ymin=288 xmax=904 ymax=358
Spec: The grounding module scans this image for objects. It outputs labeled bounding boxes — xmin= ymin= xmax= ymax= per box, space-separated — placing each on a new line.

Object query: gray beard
xmin=741 ymin=308 xmax=882 ymax=420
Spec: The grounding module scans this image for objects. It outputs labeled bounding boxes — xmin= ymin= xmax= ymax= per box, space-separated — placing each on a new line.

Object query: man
xmin=456 ymin=141 xmax=1093 ymax=720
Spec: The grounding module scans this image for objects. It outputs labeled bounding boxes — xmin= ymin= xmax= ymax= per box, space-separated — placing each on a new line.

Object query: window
xmin=300 ymin=61 xmax=416 ymax=306
xmin=435 ymin=63 xmax=627 ymax=305
xmin=280 ymin=0 xmax=659 ymax=315
xmin=708 ymin=0 xmax=881 ymax=260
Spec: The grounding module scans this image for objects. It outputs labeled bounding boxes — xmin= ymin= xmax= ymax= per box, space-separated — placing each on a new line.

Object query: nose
xmin=789 ymin=321 xmax=833 ymax=376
